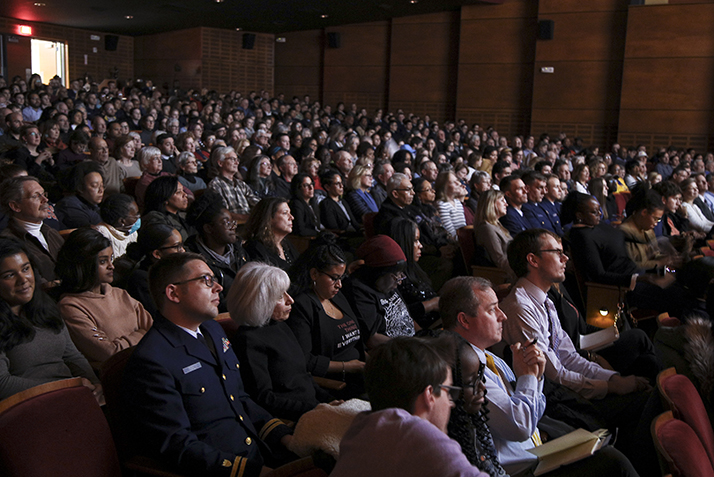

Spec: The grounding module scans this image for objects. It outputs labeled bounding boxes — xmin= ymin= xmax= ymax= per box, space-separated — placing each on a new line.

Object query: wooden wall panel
xmin=274 ymin=29 xmax=321 ymax=100
xmin=456 ymin=0 xmax=537 ymax=137
xmin=5 ymin=35 xmax=31 ymax=83
xmin=323 ymin=21 xmax=389 ymax=111
xmin=0 ymin=16 xmax=134 ymax=85
xmin=134 ymin=28 xmax=203 ymax=91
xmin=201 ymin=28 xmax=274 ymax=94
xmin=530 ymin=1 xmax=628 ymax=148
xmin=620 ymin=3 xmax=714 ymax=152
xmin=388 ymin=12 xmax=459 ymax=121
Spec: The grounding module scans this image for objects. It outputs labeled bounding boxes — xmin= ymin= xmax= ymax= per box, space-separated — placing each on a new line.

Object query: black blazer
xmin=319 ymin=197 xmax=359 ymax=233
xmin=289 ymin=198 xmax=321 ymax=237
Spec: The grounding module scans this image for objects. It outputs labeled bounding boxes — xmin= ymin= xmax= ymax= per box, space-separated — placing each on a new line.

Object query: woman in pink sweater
xmin=56 ymin=227 xmax=153 ymax=370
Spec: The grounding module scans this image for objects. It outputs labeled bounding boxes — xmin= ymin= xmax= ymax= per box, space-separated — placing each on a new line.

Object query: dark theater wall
xmin=619 ymin=1 xmax=714 ymax=152
xmin=531 ymin=0 xmax=629 ymax=149
xmin=455 ymin=0 xmax=538 ymax=139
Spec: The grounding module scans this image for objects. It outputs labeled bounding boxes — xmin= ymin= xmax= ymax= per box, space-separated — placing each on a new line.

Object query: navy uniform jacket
xmin=499 ymin=206 xmax=529 ymax=237
xmin=539 ymin=199 xmax=563 ymax=236
xmin=121 ymin=316 xmax=291 ymax=477
xmin=522 ymin=202 xmax=560 ymax=235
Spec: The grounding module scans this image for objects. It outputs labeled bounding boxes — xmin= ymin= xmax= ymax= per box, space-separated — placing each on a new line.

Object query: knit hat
xmin=356 ymin=235 xmax=406 ymax=268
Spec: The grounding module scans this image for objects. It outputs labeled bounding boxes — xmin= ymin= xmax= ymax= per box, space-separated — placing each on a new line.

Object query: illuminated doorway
xmin=30 ymin=39 xmax=67 ymax=87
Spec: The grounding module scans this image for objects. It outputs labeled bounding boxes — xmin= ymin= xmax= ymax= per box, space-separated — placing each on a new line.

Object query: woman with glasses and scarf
xmin=288 ymin=234 xmax=366 ymax=399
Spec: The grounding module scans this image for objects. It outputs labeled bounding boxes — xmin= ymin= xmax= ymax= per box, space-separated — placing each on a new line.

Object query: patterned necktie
xmin=545 ymin=299 xmax=561 ymax=360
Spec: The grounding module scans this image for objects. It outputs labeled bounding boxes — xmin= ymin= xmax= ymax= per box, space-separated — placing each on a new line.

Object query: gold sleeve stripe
xmin=259 ymin=418 xmax=283 ymax=440
xmin=230 ymin=456 xmax=247 ymax=477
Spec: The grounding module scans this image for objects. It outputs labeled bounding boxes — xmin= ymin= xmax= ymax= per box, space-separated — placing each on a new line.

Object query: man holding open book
xmin=440 ymin=276 xmax=638 ymax=477
xmin=501 ymin=228 xmax=659 ymax=476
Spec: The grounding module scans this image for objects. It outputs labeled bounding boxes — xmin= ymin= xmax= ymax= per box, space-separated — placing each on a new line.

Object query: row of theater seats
xmin=0 ymin=359 xmax=709 ymax=477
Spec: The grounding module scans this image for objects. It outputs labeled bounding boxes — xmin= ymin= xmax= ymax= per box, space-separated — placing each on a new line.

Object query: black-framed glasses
xmin=464 ymin=361 xmax=486 ymax=395
xmin=158 ymin=242 xmax=185 ymax=252
xmin=394 ymin=187 xmax=414 ymax=193
xmin=538 ymin=248 xmax=566 ymax=259
xmin=320 ymin=270 xmax=348 ymax=284
xmin=391 ymin=271 xmax=406 ymax=284
xmin=439 ymin=384 xmax=463 ymax=402
xmin=172 ymin=274 xmax=216 ymax=288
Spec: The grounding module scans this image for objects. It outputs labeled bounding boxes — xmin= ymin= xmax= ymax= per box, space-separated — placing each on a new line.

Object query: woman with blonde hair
xmin=473 ymin=189 xmax=514 ymax=277
xmin=346 ymin=164 xmax=379 ymax=223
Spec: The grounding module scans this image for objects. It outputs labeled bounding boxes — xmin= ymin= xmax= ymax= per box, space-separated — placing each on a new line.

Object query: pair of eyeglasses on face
xmin=391 ymin=271 xmax=406 ymax=284
xmin=539 ymin=248 xmax=566 ymax=259
xmin=439 ymin=384 xmax=463 ymax=402
xmin=172 ymin=274 xmax=217 ymax=288
xmin=394 ymin=187 xmax=414 ymax=193
xmin=463 ymin=361 xmax=486 ymax=395
xmin=219 ymin=219 xmax=238 ymax=229
xmin=158 ymin=242 xmax=185 ymax=252
xmin=320 ymin=270 xmax=348 ymax=284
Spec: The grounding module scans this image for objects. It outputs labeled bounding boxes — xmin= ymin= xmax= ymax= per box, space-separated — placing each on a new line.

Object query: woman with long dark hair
xmin=56 ymin=228 xmax=152 ymax=369
xmin=0 ymin=238 xmax=100 ymax=400
xmin=389 ymin=218 xmax=440 ymax=329
xmin=244 ymin=197 xmax=298 ymax=271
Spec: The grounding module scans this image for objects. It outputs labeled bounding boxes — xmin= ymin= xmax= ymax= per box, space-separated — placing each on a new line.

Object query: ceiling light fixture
xmin=410 ymin=0 xmax=418 ymax=3
xmin=125 ymin=15 xmax=134 ymax=19
xmin=215 ymin=0 xmax=225 ymax=3
xmin=235 ymin=27 xmax=242 ymax=31
xmin=33 ymin=3 xmax=46 ymax=7
xmin=321 ymin=14 xmax=329 ymax=18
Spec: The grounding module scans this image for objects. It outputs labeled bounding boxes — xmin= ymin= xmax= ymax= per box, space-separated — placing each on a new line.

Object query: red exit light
xmin=18 ymin=25 xmax=32 ymax=36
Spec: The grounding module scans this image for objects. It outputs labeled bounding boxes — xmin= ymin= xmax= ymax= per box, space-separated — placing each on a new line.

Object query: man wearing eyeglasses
xmin=331 ymin=337 xmax=489 ymax=477
xmin=501 ymin=229 xmax=655 ymax=475
xmin=441 ymin=275 xmax=638 ymax=477
xmin=121 ymin=253 xmax=293 ymax=477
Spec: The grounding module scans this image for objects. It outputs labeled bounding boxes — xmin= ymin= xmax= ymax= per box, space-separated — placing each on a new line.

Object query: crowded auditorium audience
xmin=3 ymin=73 xmax=714 ymax=476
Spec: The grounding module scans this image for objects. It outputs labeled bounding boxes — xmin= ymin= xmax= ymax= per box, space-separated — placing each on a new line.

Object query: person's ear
xmin=526 ymin=252 xmax=539 ymax=269
xmin=7 ymin=200 xmax=22 ymax=214
xmin=165 ymin=284 xmax=181 ymax=304
xmin=309 ymin=268 xmax=320 ymax=282
xmin=151 ymin=249 xmax=163 ymax=261
xmin=456 ymin=311 xmax=471 ymax=330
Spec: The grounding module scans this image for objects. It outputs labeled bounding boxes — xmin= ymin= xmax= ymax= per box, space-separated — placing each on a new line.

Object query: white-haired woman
xmin=228 ymin=262 xmax=333 ymax=421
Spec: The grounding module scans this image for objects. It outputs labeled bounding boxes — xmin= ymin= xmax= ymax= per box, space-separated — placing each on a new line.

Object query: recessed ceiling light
xmin=321 ymin=14 xmax=329 ymax=18
xmin=235 ymin=27 xmax=242 ymax=31
xmin=410 ymin=0 xmax=418 ymax=4
xmin=125 ymin=15 xmax=133 ymax=19
xmin=33 ymin=3 xmax=46 ymax=6
xmin=215 ymin=0 xmax=224 ymax=3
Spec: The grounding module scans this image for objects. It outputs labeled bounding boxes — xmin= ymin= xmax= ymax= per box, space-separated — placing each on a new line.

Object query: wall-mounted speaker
xmin=537 ymin=20 xmax=554 ymax=40
xmin=327 ymin=32 xmax=341 ymax=49
xmin=105 ymin=35 xmax=119 ymax=51
xmin=242 ymin=33 xmax=256 ymax=50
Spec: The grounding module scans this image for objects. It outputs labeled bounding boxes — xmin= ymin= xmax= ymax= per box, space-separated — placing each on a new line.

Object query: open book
xmin=527 ymin=428 xmax=611 ymax=475
xmin=580 ymin=326 xmax=619 ymax=352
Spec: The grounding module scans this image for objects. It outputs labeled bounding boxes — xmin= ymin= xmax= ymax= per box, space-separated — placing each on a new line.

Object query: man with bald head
xmin=89 ymin=137 xmax=125 ymax=196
